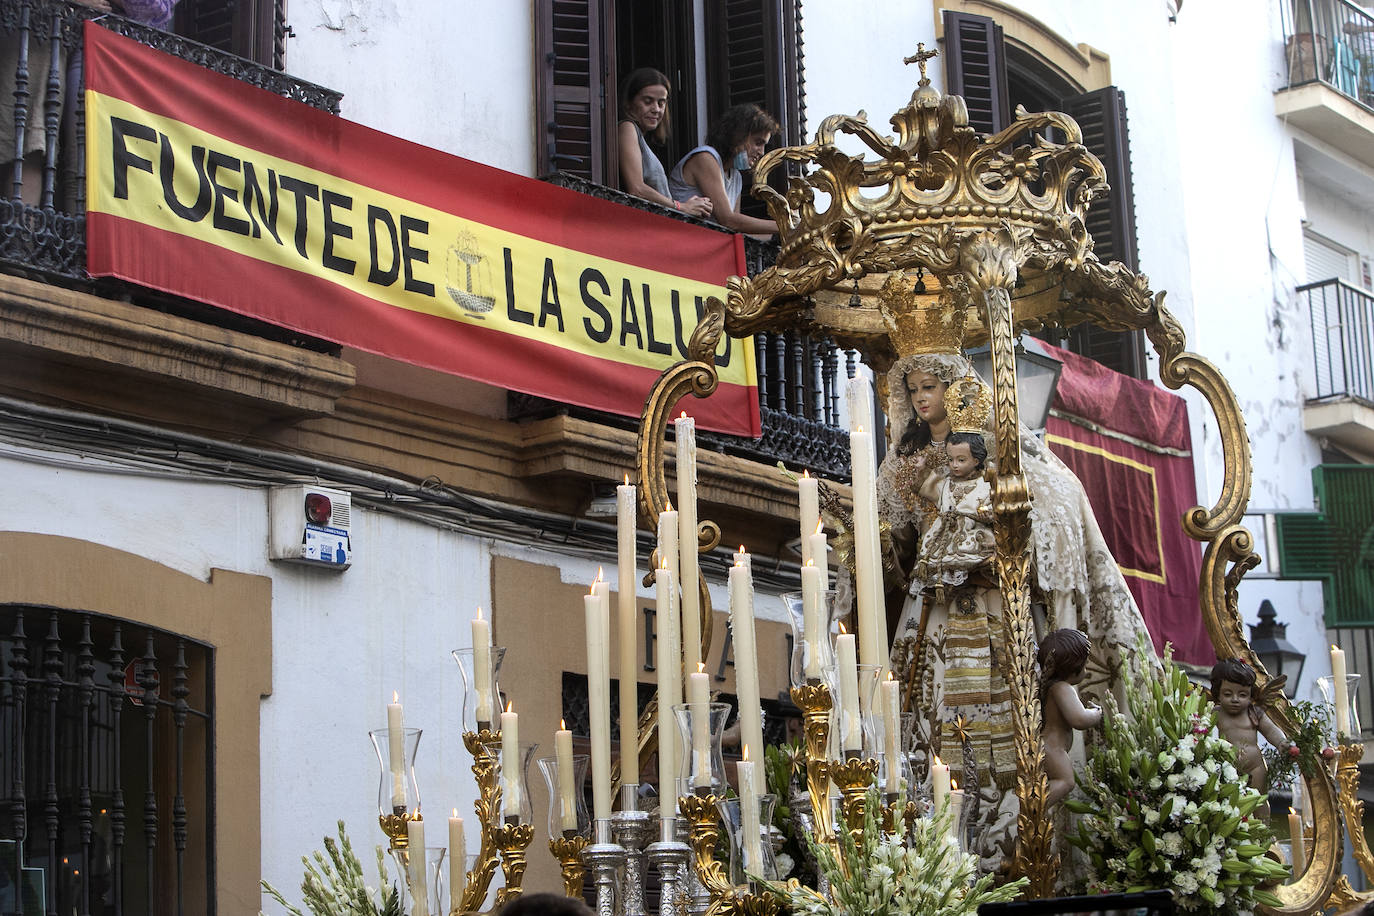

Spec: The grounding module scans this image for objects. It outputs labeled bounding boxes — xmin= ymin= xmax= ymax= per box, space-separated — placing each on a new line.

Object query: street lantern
xmin=1249 ymin=599 xmax=1306 ymax=698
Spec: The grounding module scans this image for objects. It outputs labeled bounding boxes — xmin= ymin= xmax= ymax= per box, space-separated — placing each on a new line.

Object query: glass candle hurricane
xmin=717 ymin=793 xmax=781 ymax=885
xmin=537 ymin=753 xmax=591 ymax=838
xmin=451 ymin=646 xmax=507 ymax=731
xmin=1317 ymin=673 xmax=1362 ymax=742
xmin=672 ymin=702 xmax=732 ymax=797
xmin=369 ymin=727 xmax=422 ymax=843
xmin=780 ymin=589 xmax=842 ymax=689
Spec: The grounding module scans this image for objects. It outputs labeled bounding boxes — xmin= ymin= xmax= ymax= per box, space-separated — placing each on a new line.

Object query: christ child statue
xmin=1212 ymin=656 xmax=1297 ymax=794
xmin=1038 ymin=628 xmax=1103 ymax=807
xmin=909 ymin=431 xmax=995 ymax=593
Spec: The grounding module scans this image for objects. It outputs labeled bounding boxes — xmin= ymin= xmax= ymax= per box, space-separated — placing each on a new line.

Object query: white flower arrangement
xmin=1066 ymin=644 xmax=1288 ymax=914
xmin=766 ymin=788 xmax=1025 ymax=916
xmin=261 ymin=821 xmax=402 ymax=916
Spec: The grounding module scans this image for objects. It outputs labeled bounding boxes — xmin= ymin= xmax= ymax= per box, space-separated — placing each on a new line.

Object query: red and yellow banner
xmin=1042 ymin=343 xmax=1210 ymax=665
xmin=82 ymin=23 xmax=759 ymax=436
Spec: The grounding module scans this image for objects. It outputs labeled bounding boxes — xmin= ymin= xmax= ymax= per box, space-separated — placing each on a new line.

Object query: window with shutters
xmin=173 ymin=0 xmax=287 ymax=70
xmin=534 ymin=0 xmax=803 ymax=201
xmin=941 ymin=8 xmax=1146 ymax=379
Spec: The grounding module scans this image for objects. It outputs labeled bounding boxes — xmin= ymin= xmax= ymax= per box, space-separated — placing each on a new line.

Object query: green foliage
xmin=1066 ymin=643 xmax=1289 ymax=914
xmin=261 ymin=821 xmax=402 ymax=916
xmin=1263 ymin=699 xmax=1332 ymax=791
xmin=764 ymin=740 xmax=814 ymax=882
xmin=765 ymin=787 xmax=1025 ymax=916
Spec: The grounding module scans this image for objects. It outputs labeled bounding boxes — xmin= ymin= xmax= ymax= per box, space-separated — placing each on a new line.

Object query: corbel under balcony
xmin=1304 ymin=395 xmax=1374 ymax=460
xmin=1275 ymin=82 xmax=1374 ymax=171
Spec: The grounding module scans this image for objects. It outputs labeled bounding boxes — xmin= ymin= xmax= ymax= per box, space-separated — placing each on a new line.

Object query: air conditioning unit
xmin=269 ymin=485 xmax=353 ymax=569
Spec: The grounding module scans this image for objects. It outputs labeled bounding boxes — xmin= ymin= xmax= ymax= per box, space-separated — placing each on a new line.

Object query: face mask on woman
xmin=732 ymin=150 xmax=750 ymax=172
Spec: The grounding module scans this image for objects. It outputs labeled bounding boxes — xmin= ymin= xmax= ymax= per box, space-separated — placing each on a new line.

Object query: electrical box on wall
xmin=269 ymin=485 xmax=353 ymax=569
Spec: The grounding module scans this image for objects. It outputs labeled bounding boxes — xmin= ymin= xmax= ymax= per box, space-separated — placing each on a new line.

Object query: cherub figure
xmin=1212 ymin=657 xmax=1297 ymax=798
xmin=909 ymin=431 xmax=994 ymax=595
xmin=1038 ymin=628 xmax=1103 ymax=807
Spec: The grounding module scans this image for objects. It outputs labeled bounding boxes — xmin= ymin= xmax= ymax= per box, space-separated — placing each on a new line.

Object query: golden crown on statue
xmin=946 ymin=375 xmax=994 ymax=435
xmin=878 ymin=272 xmax=966 ymax=356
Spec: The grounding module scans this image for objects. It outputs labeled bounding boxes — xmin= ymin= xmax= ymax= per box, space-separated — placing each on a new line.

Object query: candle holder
xmin=646 ymin=815 xmax=693 ymax=916
xmin=498 ymin=742 xmax=539 ymax=827
xmin=673 ymin=702 xmax=732 ymax=795
xmin=584 ymin=817 xmax=627 ymax=916
xmin=370 ymin=727 xmax=423 ymax=849
xmin=611 ymin=782 xmax=652 ymax=916
xmin=538 ymin=753 xmax=591 ymax=898
xmin=452 ymin=646 xmax=507 ymax=732
xmin=789 ymin=682 xmax=836 ymax=853
xmin=387 ymin=846 xmax=446 ymax=916
xmin=491 ymin=741 xmax=539 ymax=907
xmin=680 ymin=790 xmax=732 ymax=907
xmin=716 ymin=793 xmax=781 ymax=886
xmin=827 ymin=756 xmax=878 ymax=847
xmin=458 ymin=729 xmax=504 ymax=914
xmin=1317 ymin=674 xmax=1362 ymax=743
xmin=781 ymin=589 xmax=842 ymax=689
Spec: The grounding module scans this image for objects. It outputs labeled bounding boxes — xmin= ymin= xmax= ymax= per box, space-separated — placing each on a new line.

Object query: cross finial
xmin=903 ymin=42 xmax=939 ymax=81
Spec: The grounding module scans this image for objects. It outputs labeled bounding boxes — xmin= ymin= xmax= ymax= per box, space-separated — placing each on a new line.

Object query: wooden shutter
xmin=942 ymin=11 xmax=1009 ymax=135
xmin=174 ymin=0 xmax=283 ymax=68
xmin=535 ymin=0 xmax=614 ymax=182
xmin=1061 ymin=86 xmax=1145 ymax=378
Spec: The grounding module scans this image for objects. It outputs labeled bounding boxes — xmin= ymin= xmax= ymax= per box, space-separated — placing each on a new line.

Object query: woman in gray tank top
xmin=617 ymin=69 xmax=712 ymax=218
xmin=669 ymin=103 xmax=778 ymax=237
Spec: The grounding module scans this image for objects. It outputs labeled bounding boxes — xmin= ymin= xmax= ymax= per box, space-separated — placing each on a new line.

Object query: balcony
xmin=0 ymin=2 xmax=849 ymax=483
xmin=1301 ymin=277 xmax=1374 ymax=456
xmin=1277 ymin=0 xmax=1374 ymax=168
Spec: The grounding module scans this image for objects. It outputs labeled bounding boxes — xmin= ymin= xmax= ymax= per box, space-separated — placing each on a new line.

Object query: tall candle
xmin=656 ymin=564 xmax=681 ymax=810
xmin=801 ymin=563 xmax=823 ymax=680
xmin=882 ymin=675 xmax=902 ymax=794
xmin=449 ymin=810 xmax=465 ymax=914
xmin=556 ymin=721 xmax=578 ymax=833
xmin=676 ymin=414 xmax=703 ymax=674
xmin=737 ymin=754 xmax=764 ymax=875
xmin=1332 ymin=644 xmax=1350 ymax=738
xmin=407 ymin=818 xmax=428 ymax=916
xmin=931 ymin=756 xmax=950 ymax=816
xmin=836 ymin=630 xmax=861 ymax=754
xmin=472 ymin=608 xmax=493 ymax=726
xmin=1289 ymin=807 xmax=1306 ymax=876
xmin=809 ymin=526 xmax=829 ymax=590
xmin=849 ymin=423 xmax=885 ymax=674
xmin=658 ymin=511 xmax=680 ymax=587
xmin=949 ymin=780 xmax=965 ymax=842
xmin=616 ymin=480 xmax=640 ymax=786
xmin=586 ymin=578 xmax=612 ymax=821
xmin=387 ymin=695 xmax=406 ymax=808
xmin=799 ymin=471 xmax=819 ymax=568
xmin=688 ymin=665 xmax=712 ymax=788
xmin=501 ymin=705 xmax=520 ymax=819
xmin=729 ymin=554 xmax=766 ymax=796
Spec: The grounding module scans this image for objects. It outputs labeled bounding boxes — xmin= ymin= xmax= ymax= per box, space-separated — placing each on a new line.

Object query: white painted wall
xmin=283 ymin=0 xmax=537 ymax=176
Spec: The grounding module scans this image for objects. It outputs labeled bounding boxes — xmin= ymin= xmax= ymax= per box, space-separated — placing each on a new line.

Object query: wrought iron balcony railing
xmin=1282 ymin=0 xmax=1374 ymax=110
xmin=1302 ymin=277 xmax=1374 ymax=403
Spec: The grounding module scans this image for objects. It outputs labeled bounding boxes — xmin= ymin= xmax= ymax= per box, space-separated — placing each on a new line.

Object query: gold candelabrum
xmin=549 ymin=833 xmax=589 ymax=898
xmin=454 ymin=727 xmax=534 ymax=915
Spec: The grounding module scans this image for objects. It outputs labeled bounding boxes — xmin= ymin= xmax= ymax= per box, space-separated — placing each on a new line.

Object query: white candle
xmin=472 ymin=608 xmax=493 ymax=726
xmin=501 ymin=706 xmax=520 ymax=819
xmin=799 ymin=471 xmax=819 ymax=567
xmin=658 ymin=510 xmax=679 ymax=588
xmin=556 ymin=722 xmax=578 ymax=833
xmin=449 ymin=810 xmax=465 ymax=913
xmin=729 ymin=555 xmax=766 ymax=796
xmin=616 ymin=480 xmax=640 ymax=787
xmin=1289 ymin=807 xmax=1305 ymax=876
xmin=949 ymin=781 xmax=965 ymax=842
xmin=882 ymin=675 xmax=902 ymax=794
xmin=809 ymin=526 xmax=829 ymax=590
xmin=733 ymin=545 xmax=751 ymax=570
xmin=801 ymin=563 xmax=823 ymax=680
xmin=849 ymin=423 xmax=886 ymax=674
xmin=836 ymin=630 xmax=861 ymax=754
xmin=387 ymin=695 xmax=406 ymax=808
xmin=1332 ymin=644 xmax=1350 ymax=738
xmin=931 ymin=756 xmax=950 ymax=816
xmin=688 ymin=665 xmax=712 ymax=788
xmin=406 ymin=818 xmax=428 ymax=916
xmin=656 ymin=564 xmax=681 ymax=810
xmin=676 ymin=414 xmax=703 ymax=675
xmin=737 ymin=754 xmax=764 ymax=875
xmin=586 ymin=578 xmax=612 ymax=821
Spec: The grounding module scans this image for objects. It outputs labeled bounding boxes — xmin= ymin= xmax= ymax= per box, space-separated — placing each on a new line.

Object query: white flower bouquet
xmin=766 ymin=788 xmax=1025 ymax=916
xmin=1065 ymin=645 xmax=1288 ymax=914
xmin=261 ymin=821 xmax=402 ymax=916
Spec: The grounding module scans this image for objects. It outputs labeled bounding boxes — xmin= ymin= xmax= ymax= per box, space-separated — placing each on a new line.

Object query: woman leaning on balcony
xmin=668 ymin=102 xmax=778 ymax=238
xmin=617 ymin=68 xmax=711 ymax=219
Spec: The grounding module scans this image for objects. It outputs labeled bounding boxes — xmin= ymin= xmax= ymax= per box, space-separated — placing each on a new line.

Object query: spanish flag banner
xmin=83 ymin=23 xmax=759 ymax=437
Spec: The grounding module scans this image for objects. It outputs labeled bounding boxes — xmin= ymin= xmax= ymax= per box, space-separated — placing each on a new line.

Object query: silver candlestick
xmin=611 ymin=784 xmax=651 ymax=916
xmin=645 ymin=815 xmax=692 ymax=916
xmin=584 ymin=817 xmax=626 ymax=916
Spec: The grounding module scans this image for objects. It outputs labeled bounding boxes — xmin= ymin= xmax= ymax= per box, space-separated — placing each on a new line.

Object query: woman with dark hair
xmin=668 ymin=102 xmax=778 ymax=235
xmin=616 ymin=68 xmax=711 ymax=217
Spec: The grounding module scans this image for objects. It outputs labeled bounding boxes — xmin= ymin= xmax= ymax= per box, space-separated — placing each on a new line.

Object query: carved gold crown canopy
xmin=721 ymin=54 xmax=1156 ymax=373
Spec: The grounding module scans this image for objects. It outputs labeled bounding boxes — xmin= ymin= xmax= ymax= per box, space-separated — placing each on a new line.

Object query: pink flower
xmin=1321 ymin=746 xmax=1337 ymax=760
